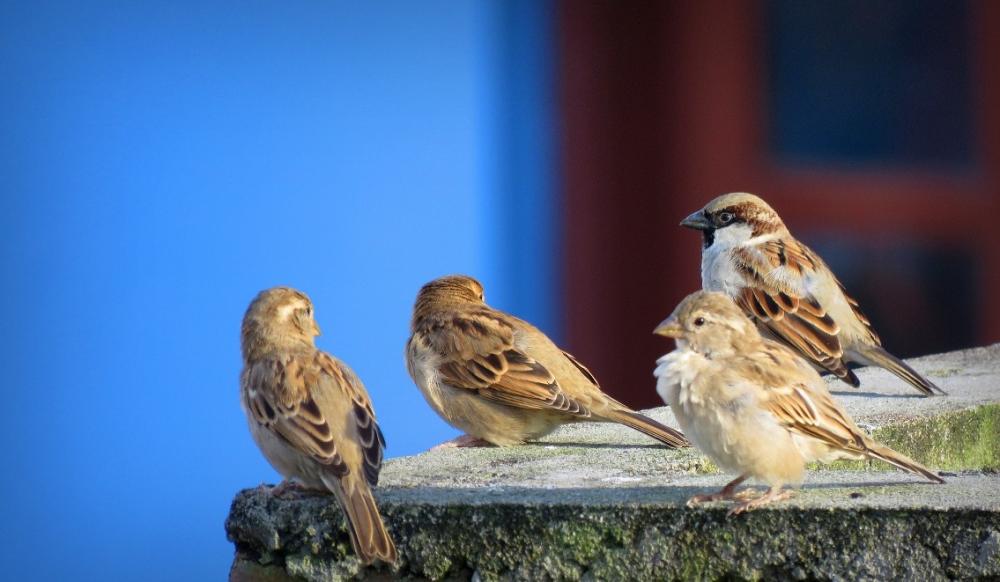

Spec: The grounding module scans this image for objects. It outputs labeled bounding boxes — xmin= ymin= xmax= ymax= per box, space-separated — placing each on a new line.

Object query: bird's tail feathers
xmin=322 ymin=474 xmax=397 ymax=565
xmin=864 ymin=439 xmax=944 ymax=484
xmin=853 ymin=344 xmax=946 ymax=396
xmin=602 ymin=408 xmax=690 ymax=449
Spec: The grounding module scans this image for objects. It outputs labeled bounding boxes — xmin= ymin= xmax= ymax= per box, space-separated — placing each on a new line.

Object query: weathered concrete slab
xmin=226 ymin=345 xmax=1000 ymax=581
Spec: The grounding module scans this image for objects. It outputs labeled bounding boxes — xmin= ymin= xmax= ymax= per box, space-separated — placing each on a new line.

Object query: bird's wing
xmin=244 ymin=351 xmax=385 ymax=486
xmin=560 ymin=349 xmax=600 ymax=387
xmin=417 ymin=309 xmax=592 ymax=417
xmin=835 ymin=280 xmax=881 ymax=345
xmin=750 ymin=345 xmax=869 ymax=454
xmin=315 ymin=352 xmax=386 ymax=487
xmin=742 ymin=342 xmax=944 ymax=482
xmin=731 ymin=240 xmax=858 ymax=383
xmin=559 ymin=348 xmax=630 ymax=410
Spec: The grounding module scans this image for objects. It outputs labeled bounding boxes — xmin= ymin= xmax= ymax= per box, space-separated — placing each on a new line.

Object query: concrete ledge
xmin=226 ymin=345 xmax=1000 ymax=581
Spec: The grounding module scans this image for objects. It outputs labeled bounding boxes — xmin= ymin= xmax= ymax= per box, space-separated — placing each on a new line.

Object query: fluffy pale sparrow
xmin=680 ymin=192 xmax=945 ymax=396
xmin=406 ymin=275 xmax=689 ymax=448
xmin=654 ymin=291 xmax=943 ymax=514
xmin=240 ymin=287 xmax=396 ymax=564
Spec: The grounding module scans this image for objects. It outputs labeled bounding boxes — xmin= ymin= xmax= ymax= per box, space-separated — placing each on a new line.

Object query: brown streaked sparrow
xmin=406 ymin=275 xmax=689 ymax=448
xmin=681 ymin=192 xmax=945 ymax=396
xmin=240 ymin=287 xmax=396 ymax=564
xmin=654 ymin=291 xmax=943 ymax=515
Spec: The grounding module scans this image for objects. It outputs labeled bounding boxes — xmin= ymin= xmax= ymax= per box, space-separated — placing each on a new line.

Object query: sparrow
xmin=653 ymin=291 xmax=944 ymax=514
xmin=240 ymin=287 xmax=396 ymax=564
xmin=680 ymin=192 xmax=945 ymax=396
xmin=405 ymin=274 xmax=689 ymax=448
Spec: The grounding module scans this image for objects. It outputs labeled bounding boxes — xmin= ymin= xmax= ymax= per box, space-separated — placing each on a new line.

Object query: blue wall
xmin=0 ymin=1 xmax=555 ymax=579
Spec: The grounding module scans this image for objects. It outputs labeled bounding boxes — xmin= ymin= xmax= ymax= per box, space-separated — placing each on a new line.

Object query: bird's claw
xmin=269 ymin=480 xmax=303 ymax=498
xmin=429 ymin=435 xmax=493 ymax=451
xmin=727 ymin=489 xmax=794 ymax=516
xmin=686 ymin=487 xmax=759 ymax=507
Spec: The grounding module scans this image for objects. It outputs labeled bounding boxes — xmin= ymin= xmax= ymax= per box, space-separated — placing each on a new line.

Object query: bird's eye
xmin=718 ymin=212 xmax=734 ymax=224
xmin=694 ymin=317 xmax=706 ymax=327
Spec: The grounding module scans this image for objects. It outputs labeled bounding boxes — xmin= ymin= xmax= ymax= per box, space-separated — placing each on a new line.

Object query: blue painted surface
xmin=481 ymin=0 xmax=561 ymax=338
xmin=0 ymin=2 xmax=555 ymax=579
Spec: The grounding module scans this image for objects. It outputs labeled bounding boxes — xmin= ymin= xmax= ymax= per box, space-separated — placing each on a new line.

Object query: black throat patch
xmin=701 ymin=228 xmax=716 ymax=248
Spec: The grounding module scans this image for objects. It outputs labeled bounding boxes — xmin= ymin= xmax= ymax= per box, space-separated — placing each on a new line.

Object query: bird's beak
xmin=312 ymin=321 xmax=322 ymax=336
xmin=680 ymin=210 xmax=711 ymax=230
xmin=653 ymin=316 xmax=683 ymax=338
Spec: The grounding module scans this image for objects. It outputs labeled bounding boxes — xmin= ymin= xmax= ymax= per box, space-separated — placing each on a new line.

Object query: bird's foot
xmin=429 ymin=435 xmax=493 ymax=451
xmin=731 ymin=488 xmax=762 ymax=501
xmin=686 ymin=487 xmax=759 ymax=508
xmin=727 ymin=487 xmax=794 ymax=516
xmin=269 ymin=480 xmax=303 ymax=498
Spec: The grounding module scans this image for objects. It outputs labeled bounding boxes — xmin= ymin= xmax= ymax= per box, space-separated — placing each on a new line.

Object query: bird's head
xmin=413 ymin=274 xmax=486 ymax=312
xmin=654 ymin=291 xmax=759 ymax=357
xmin=680 ymin=192 xmax=786 ymax=249
xmin=241 ymin=286 xmax=320 ymax=360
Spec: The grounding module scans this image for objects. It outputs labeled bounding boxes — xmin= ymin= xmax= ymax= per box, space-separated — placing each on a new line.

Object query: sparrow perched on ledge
xmin=680 ymin=192 xmax=945 ymax=396
xmin=406 ymin=275 xmax=689 ymax=448
xmin=240 ymin=287 xmax=396 ymax=564
xmin=654 ymin=291 xmax=944 ymax=515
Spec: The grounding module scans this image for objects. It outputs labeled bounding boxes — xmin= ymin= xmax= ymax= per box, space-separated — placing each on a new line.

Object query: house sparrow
xmin=653 ymin=291 xmax=944 ymax=515
xmin=680 ymin=192 xmax=945 ymax=396
xmin=240 ymin=287 xmax=396 ymax=564
xmin=406 ymin=275 xmax=689 ymax=448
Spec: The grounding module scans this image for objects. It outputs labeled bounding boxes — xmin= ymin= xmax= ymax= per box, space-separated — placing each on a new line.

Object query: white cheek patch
xmin=703 ymin=225 xmax=786 ymax=297
xmin=276 ymin=302 xmax=303 ymax=321
xmin=711 ymin=223 xmax=755 ymax=248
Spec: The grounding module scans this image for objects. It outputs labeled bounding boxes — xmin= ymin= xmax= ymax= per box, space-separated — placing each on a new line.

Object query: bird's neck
xmin=411 ymin=297 xmax=481 ymax=330
xmin=242 ymin=333 xmax=314 ymax=362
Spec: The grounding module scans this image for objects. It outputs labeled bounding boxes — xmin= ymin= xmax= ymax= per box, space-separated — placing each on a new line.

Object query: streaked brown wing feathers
xmin=838 ymin=281 xmax=881 ymax=344
xmin=764 ymin=384 xmax=866 ymax=452
xmin=733 ymin=243 xmax=851 ymax=379
xmin=561 ymin=350 xmax=600 ymax=387
xmin=246 ymin=352 xmax=388 ymax=484
xmin=428 ymin=311 xmax=592 ymax=418
xmin=246 ymin=357 xmax=347 ymax=473
xmin=737 ymin=289 xmax=841 ymax=355
xmin=316 ymin=352 xmax=386 ymax=486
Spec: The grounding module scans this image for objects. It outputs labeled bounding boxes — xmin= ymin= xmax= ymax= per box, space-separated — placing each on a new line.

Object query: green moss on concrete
xmin=818 ymin=404 xmax=1000 ymax=473
xmin=926 ymin=367 xmax=963 ymax=378
xmin=875 ymin=404 xmax=1000 ymax=471
xmin=227 ymin=481 xmax=1000 ymax=581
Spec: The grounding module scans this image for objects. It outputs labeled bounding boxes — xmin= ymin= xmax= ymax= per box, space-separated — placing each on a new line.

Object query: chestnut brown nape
xmin=701 ymin=193 xmax=784 ymax=231
xmin=702 ymin=192 xmax=771 ymax=214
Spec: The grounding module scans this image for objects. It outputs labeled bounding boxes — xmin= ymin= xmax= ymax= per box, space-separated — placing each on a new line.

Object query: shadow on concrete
xmin=828 ymin=390 xmax=926 ymax=399
xmin=532 ymin=440 xmax=668 ymax=450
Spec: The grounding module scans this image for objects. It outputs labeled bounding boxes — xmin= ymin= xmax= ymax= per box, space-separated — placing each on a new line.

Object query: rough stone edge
xmin=226 ymin=402 xmax=1000 ymax=580
xmin=229 ymin=498 xmax=1000 ymax=581
xmin=226 ymin=358 xmax=1000 ymax=580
